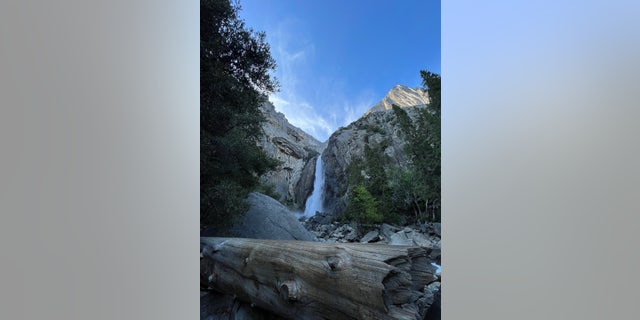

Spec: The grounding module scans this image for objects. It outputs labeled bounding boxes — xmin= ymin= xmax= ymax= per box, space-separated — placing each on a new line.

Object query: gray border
xmin=443 ymin=1 xmax=640 ymax=318
xmin=0 ymin=1 xmax=199 ymax=319
xmin=2 ymin=1 xmax=640 ymax=319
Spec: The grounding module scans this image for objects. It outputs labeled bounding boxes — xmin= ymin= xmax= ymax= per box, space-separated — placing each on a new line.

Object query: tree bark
xmin=201 ymin=237 xmax=440 ymax=320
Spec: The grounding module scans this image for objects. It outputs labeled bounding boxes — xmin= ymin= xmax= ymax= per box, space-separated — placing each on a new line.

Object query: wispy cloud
xmin=269 ymin=93 xmax=335 ymax=140
xmin=264 ymin=20 xmax=376 ymax=142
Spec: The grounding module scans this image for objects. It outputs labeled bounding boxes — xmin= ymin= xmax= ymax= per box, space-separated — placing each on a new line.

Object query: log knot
xmin=327 ymin=256 xmax=341 ymax=271
xmin=279 ymin=280 xmax=300 ymax=302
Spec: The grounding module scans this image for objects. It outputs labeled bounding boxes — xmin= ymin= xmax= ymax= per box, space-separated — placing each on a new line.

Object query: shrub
xmin=344 ymin=186 xmax=384 ymax=227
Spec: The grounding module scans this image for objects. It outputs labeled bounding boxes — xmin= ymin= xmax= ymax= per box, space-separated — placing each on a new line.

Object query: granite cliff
xmin=257 ymin=84 xmax=430 ymax=217
xmin=366 ymin=84 xmax=429 ymax=114
xmin=257 ymin=100 xmax=324 ymax=208
xmin=321 ymin=85 xmax=430 ymax=218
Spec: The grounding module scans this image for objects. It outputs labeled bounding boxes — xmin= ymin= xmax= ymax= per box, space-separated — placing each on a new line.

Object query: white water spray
xmin=303 ymin=156 xmax=325 ymax=217
xmin=431 ymin=262 xmax=441 ymax=276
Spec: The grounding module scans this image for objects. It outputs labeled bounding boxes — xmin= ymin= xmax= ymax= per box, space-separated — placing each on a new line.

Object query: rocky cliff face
xmin=321 ymin=85 xmax=429 ymax=217
xmin=257 ymin=100 xmax=324 ymax=208
xmin=366 ymin=84 xmax=429 ymax=114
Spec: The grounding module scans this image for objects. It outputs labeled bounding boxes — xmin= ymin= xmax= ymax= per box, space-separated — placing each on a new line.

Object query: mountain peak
xmin=366 ymin=85 xmax=429 ymax=115
xmin=391 ymin=84 xmax=411 ymax=90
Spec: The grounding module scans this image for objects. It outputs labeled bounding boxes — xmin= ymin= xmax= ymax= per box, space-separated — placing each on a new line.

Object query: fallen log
xmin=201 ymin=237 xmax=441 ymax=320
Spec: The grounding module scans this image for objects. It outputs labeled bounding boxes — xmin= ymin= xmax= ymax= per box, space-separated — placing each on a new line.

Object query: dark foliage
xmin=201 ymin=0 xmax=279 ymax=228
xmin=390 ymin=70 xmax=441 ymax=222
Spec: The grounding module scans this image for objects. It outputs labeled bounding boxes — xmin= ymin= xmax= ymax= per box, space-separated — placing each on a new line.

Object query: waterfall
xmin=303 ymin=156 xmax=325 ymax=217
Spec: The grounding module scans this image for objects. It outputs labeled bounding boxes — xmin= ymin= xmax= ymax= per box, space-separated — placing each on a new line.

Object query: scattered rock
xmin=423 ymin=285 xmax=441 ymax=320
xmin=303 ymin=220 xmax=440 ymax=250
xmin=390 ymin=228 xmax=435 ymax=247
xmin=420 ymin=222 xmax=441 ymax=237
xmin=380 ymin=223 xmax=402 ymax=242
xmin=344 ymin=228 xmax=358 ymax=242
xmin=426 ymin=282 xmax=441 ymax=293
xmin=389 ymin=231 xmax=414 ymax=246
xmin=360 ymin=230 xmax=380 ymax=243
xmin=416 ymin=282 xmax=441 ymax=319
xmin=329 ymin=225 xmax=354 ymax=241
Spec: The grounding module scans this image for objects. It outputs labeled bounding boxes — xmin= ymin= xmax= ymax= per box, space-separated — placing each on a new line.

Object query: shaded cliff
xmin=257 ymin=100 xmax=324 ymax=208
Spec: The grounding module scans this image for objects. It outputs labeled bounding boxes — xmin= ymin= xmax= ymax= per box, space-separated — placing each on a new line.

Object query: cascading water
xmin=431 ymin=262 xmax=442 ymax=276
xmin=303 ymin=156 xmax=325 ymax=217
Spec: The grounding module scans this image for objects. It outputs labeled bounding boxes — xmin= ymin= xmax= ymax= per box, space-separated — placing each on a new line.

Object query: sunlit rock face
xmin=257 ymin=100 xmax=324 ymax=208
xmin=322 ymin=85 xmax=430 ymax=217
xmin=366 ymin=84 xmax=429 ymax=114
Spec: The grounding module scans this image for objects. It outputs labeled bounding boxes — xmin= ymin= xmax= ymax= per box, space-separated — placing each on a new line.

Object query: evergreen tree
xmin=389 ymin=71 xmax=441 ymax=222
xmin=344 ymin=185 xmax=383 ymax=227
xmin=363 ymin=140 xmax=396 ymax=221
xmin=420 ymin=70 xmax=441 ymax=221
xmin=201 ymin=0 xmax=279 ymax=228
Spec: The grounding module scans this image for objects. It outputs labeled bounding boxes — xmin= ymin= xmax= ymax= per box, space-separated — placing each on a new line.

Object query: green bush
xmin=344 ymin=186 xmax=384 ymax=227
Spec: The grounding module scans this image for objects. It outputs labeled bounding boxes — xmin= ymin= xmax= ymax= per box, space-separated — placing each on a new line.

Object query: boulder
xmin=421 ymin=222 xmax=441 ymax=237
xmin=343 ymin=228 xmax=358 ymax=242
xmin=417 ymin=282 xmax=441 ymax=320
xmin=379 ymin=223 xmax=402 ymax=242
xmin=423 ymin=285 xmax=441 ymax=320
xmin=389 ymin=227 xmax=434 ymax=247
xmin=305 ymin=210 xmax=333 ymax=225
xmin=389 ymin=230 xmax=414 ymax=246
xmin=225 ymin=193 xmax=317 ymax=241
xmin=360 ymin=230 xmax=380 ymax=243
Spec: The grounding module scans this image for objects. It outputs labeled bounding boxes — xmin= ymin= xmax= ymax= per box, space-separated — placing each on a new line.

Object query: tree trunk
xmin=413 ymin=197 xmax=422 ymax=223
xmin=201 ymin=237 xmax=440 ymax=320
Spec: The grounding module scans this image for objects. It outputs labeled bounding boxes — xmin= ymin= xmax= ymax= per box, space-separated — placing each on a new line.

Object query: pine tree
xmin=201 ymin=0 xmax=280 ymax=228
xmin=388 ymin=71 xmax=441 ymax=222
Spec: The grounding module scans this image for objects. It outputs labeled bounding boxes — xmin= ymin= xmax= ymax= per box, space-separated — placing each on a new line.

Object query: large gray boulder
xmin=229 ymin=192 xmax=317 ymax=241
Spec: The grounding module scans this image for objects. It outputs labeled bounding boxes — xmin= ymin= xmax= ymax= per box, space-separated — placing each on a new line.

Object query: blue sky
xmin=240 ymin=0 xmax=440 ymax=142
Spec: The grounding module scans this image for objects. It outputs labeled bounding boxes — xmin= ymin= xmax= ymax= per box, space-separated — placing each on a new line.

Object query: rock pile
xmin=303 ymin=217 xmax=441 ymax=249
